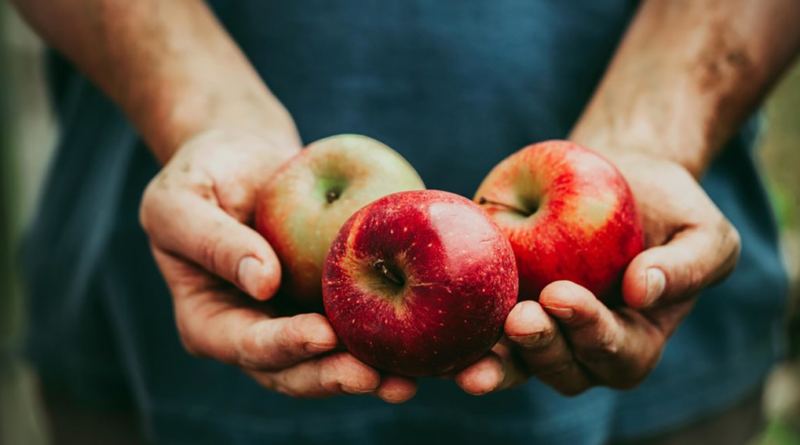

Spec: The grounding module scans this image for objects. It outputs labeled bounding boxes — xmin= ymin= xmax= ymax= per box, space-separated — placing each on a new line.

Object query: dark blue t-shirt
xmin=23 ymin=1 xmax=788 ymax=444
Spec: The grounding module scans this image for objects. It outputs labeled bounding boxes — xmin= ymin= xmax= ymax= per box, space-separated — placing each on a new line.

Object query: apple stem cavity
xmin=477 ymin=196 xmax=532 ymax=216
xmin=326 ymin=189 xmax=341 ymax=204
xmin=374 ymin=259 xmax=405 ymax=287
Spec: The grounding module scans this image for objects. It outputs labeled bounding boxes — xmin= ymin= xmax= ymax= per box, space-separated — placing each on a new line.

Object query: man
xmin=11 ymin=0 xmax=800 ymax=443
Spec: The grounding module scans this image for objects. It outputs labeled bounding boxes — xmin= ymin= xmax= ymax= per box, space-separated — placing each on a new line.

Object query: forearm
xmin=571 ymin=0 xmax=800 ymax=177
xmin=11 ymin=0 xmax=300 ymax=163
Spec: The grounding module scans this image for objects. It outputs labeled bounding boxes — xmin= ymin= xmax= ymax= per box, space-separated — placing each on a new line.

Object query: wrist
xmin=569 ymin=116 xmax=713 ymax=179
xmin=140 ymin=88 xmax=302 ymax=165
xmin=168 ymin=127 xmax=302 ymax=182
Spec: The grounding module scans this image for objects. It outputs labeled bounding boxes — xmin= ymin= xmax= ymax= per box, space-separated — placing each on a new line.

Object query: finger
xmin=623 ymin=219 xmax=741 ymax=309
xmin=455 ymin=341 xmax=527 ymax=395
xmin=455 ymin=352 xmax=505 ymax=395
xmin=141 ymin=186 xmax=280 ymax=301
xmin=155 ymin=249 xmax=338 ymax=369
xmin=505 ymin=301 xmax=592 ymax=396
xmin=248 ymin=352 xmax=381 ymax=398
xmin=539 ymin=281 xmax=663 ymax=389
xmin=234 ymin=313 xmax=342 ymax=371
xmin=375 ymin=375 xmax=418 ymax=403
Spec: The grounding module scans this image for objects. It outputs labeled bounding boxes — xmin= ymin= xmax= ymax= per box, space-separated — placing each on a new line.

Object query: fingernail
xmin=237 ymin=256 xmax=263 ymax=297
xmin=341 ymin=385 xmax=373 ymax=395
xmin=508 ymin=332 xmax=545 ymax=348
xmin=644 ymin=268 xmax=666 ymax=307
xmin=304 ymin=342 xmax=335 ymax=353
xmin=519 ymin=300 xmax=539 ymax=320
xmin=543 ymin=306 xmax=575 ymax=321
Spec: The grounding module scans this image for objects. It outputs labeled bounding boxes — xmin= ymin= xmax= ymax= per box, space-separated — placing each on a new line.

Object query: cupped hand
xmin=139 ymin=129 xmax=417 ymax=402
xmin=455 ymin=152 xmax=741 ymax=396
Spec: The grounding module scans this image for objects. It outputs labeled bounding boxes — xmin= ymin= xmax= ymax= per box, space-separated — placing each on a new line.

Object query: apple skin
xmin=256 ymin=134 xmax=425 ymax=310
xmin=323 ymin=190 xmax=519 ymax=377
xmin=475 ymin=140 xmax=644 ymax=303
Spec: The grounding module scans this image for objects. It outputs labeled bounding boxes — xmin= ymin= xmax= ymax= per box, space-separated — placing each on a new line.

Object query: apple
xmin=474 ymin=140 xmax=643 ymax=303
xmin=256 ymin=134 xmax=425 ymax=309
xmin=323 ymin=190 xmax=518 ymax=377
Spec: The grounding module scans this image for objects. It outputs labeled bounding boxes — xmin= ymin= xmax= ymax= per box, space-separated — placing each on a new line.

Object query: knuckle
xmin=266 ymin=377 xmax=301 ymax=398
xmin=610 ymin=374 xmax=648 ymax=391
xmin=236 ymin=332 xmax=264 ymax=369
xmin=138 ymin=181 xmax=161 ymax=234
xmin=178 ymin=333 xmax=205 ymax=358
xmin=274 ymin=384 xmax=299 ymax=398
xmin=196 ymin=233 xmax=223 ymax=273
xmin=322 ymin=379 xmax=342 ymax=396
xmin=723 ymin=219 xmax=740 ymax=243
xmin=270 ymin=372 xmax=306 ymax=398
xmin=534 ymin=361 xmax=591 ymax=397
xmin=246 ymin=371 xmax=278 ymax=393
xmin=237 ymin=321 xmax=282 ymax=370
xmin=570 ymin=309 xmax=603 ymax=332
xmin=319 ymin=372 xmax=341 ymax=395
xmin=595 ymin=333 xmax=620 ymax=357
xmin=555 ymin=382 xmax=591 ymax=397
xmin=636 ymin=350 xmax=663 ymax=381
xmin=319 ymin=353 xmax=349 ymax=391
xmin=605 ymin=350 xmax=662 ymax=391
xmin=686 ymin=266 xmax=705 ymax=293
xmin=283 ymin=315 xmax=312 ymax=348
xmin=724 ymin=223 xmax=742 ymax=262
xmin=575 ymin=334 xmax=620 ymax=362
xmin=322 ymin=352 xmax=349 ymax=373
xmin=674 ymin=164 xmax=697 ymax=183
xmin=175 ymin=318 xmax=204 ymax=357
xmin=537 ymin=360 xmax=575 ymax=380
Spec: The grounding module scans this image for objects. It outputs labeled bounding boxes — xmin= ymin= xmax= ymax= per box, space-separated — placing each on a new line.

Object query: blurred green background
xmin=1 ymin=3 xmax=798 ymax=445
xmin=756 ymin=60 xmax=800 ymax=445
xmin=1 ymin=3 xmax=56 ymax=445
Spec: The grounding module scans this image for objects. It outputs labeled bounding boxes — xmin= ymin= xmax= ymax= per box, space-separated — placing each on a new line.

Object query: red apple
xmin=475 ymin=140 xmax=643 ymax=303
xmin=323 ymin=190 xmax=518 ymax=377
xmin=256 ymin=135 xmax=424 ymax=309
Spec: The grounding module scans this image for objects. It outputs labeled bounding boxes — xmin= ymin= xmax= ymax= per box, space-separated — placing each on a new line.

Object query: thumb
xmin=622 ymin=222 xmax=741 ymax=309
xmin=140 ymin=189 xmax=281 ymax=301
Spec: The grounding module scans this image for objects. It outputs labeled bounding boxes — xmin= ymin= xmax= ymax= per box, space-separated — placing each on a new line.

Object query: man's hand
xmin=140 ymin=130 xmax=417 ymax=402
xmin=454 ymin=0 xmax=800 ymax=396
xmin=11 ymin=0 xmax=418 ymax=402
xmin=454 ymin=152 xmax=740 ymax=395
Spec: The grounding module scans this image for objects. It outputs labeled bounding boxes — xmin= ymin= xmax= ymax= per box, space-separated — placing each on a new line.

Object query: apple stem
xmin=326 ymin=190 xmax=340 ymax=204
xmin=374 ymin=259 xmax=404 ymax=286
xmin=477 ymin=196 xmax=530 ymax=216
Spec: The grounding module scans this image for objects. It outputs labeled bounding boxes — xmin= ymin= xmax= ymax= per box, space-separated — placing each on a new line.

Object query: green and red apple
xmin=323 ymin=190 xmax=519 ymax=377
xmin=475 ymin=140 xmax=644 ymax=303
xmin=256 ymin=134 xmax=424 ymax=309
